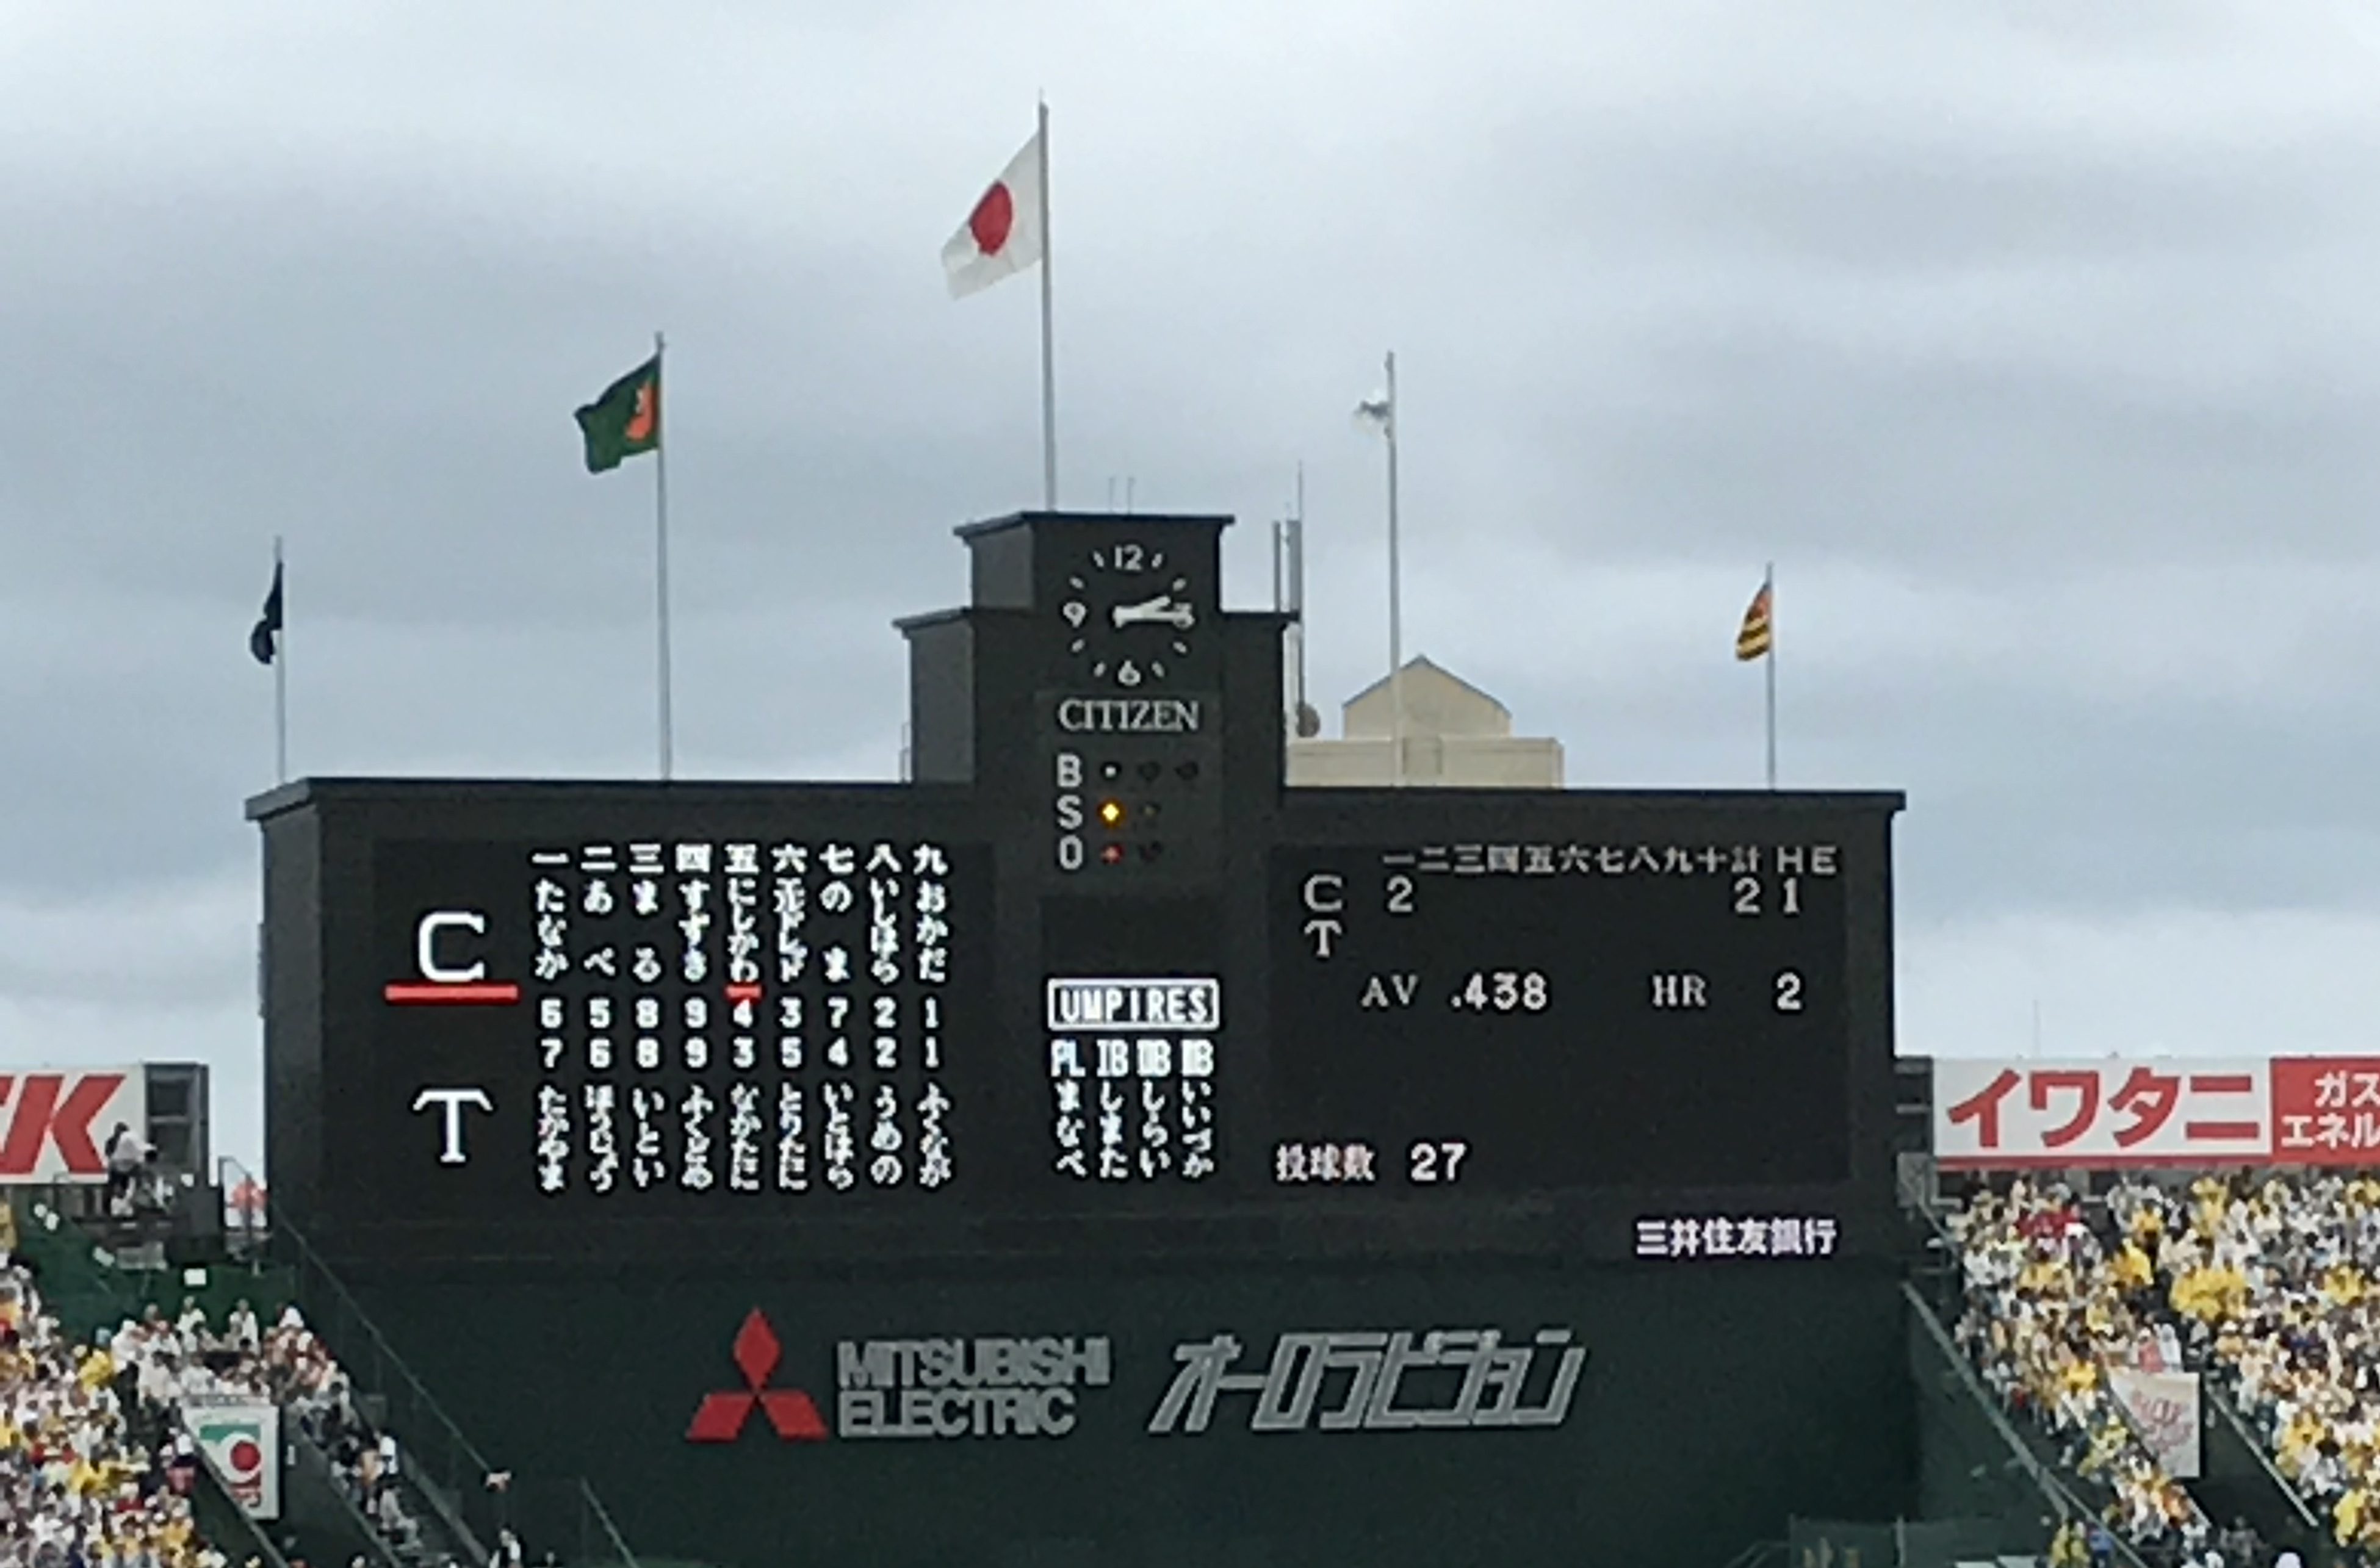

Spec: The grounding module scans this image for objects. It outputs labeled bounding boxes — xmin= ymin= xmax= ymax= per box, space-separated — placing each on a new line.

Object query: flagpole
xmin=1385 ymin=351 xmax=1404 ymax=788
xmin=273 ymin=536 xmax=288 ymax=785
xmin=1037 ymin=96 xmax=1058 ymax=510
xmin=1763 ymin=561 xmax=1777 ymax=791
xmin=1291 ymin=459 xmax=1307 ymax=718
xmin=654 ymin=329 xmax=674 ymax=782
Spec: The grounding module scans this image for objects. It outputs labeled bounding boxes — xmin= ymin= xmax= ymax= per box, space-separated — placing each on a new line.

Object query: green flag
xmin=574 ymin=354 xmax=661 ymax=473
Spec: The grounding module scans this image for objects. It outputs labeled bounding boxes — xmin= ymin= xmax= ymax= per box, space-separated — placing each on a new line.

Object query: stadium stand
xmin=107 ymin=1299 xmax=462 ymax=1564
xmin=1940 ymin=1179 xmax=2220 ymax=1565
xmin=2105 ymin=1174 xmax=2380 ymax=1563
xmin=0 ymin=1257 xmax=233 ymax=1568
xmin=11 ymin=1176 xmax=612 ymax=1568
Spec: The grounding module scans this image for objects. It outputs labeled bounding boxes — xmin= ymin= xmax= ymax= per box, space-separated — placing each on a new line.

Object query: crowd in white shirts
xmin=107 ymin=1298 xmax=435 ymax=1561
xmin=0 ymin=1252 xmax=229 ymax=1568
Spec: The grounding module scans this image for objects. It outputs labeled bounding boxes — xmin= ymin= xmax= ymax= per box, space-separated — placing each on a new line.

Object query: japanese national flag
xmin=942 ymin=128 xmax=1044 ymax=298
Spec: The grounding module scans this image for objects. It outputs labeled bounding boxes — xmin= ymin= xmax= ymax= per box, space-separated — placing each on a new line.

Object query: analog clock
xmin=1057 ymin=539 xmax=1199 ymax=688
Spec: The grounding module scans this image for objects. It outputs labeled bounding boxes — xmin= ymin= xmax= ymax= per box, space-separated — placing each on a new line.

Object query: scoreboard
xmin=254 ymin=511 xmax=1900 ymax=1265
xmin=368 ymin=828 xmax=993 ymax=1219
xmin=1269 ymin=839 xmax=1849 ymax=1194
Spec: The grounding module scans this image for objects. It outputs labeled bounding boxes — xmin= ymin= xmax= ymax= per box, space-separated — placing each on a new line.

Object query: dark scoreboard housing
xmin=253 ymin=511 xmax=1903 ymax=1265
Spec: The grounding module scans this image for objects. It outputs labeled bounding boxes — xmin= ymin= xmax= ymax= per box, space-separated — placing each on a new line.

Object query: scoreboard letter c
xmin=416 ymin=910 xmax=488 ymax=983
xmin=1302 ymin=874 xmax=1344 ymax=914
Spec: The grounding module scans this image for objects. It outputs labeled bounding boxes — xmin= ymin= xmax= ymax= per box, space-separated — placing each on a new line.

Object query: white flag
xmin=2107 ymin=1367 xmax=2201 ymax=1480
xmin=943 ymin=129 xmax=1045 ymax=299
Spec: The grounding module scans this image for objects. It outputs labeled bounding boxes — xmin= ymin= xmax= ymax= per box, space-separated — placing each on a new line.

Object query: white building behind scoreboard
xmin=1285 ymin=656 xmax=1563 ymax=789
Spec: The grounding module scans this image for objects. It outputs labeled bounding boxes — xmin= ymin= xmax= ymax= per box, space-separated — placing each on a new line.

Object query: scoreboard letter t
xmin=411 ymin=1088 xmax=495 ymax=1165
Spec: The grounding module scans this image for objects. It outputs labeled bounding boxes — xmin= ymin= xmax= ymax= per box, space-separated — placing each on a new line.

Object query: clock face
xmin=1057 ymin=539 xmax=1200 ymax=688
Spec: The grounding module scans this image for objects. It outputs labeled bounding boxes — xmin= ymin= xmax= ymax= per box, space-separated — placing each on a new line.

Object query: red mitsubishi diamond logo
xmin=687 ymin=1309 xmax=828 ymax=1443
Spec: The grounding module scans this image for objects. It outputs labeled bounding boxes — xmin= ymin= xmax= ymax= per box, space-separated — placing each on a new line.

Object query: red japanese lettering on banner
xmin=1932 ymin=1059 xmax=2270 ymax=1170
xmin=2031 ymin=1072 xmax=2102 ymax=1147
xmin=2270 ymin=1059 xmax=2380 ymax=1166
xmin=1945 ymin=1070 xmax=2020 ymax=1148
xmin=2107 ymin=1068 xmax=2178 ymax=1147
xmin=1934 ymin=1057 xmax=2380 ymax=1171
xmin=0 ymin=1070 xmax=144 ymax=1182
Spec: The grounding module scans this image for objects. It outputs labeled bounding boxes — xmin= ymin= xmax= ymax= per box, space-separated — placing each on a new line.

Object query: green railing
xmin=261 ymin=1190 xmax=640 ymax=1567
xmin=1901 ymin=1277 xmax=2154 ymax=1568
xmin=23 ymin=1179 xmax=640 ymax=1568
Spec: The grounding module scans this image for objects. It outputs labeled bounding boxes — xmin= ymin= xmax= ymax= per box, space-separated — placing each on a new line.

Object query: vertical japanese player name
xmin=519 ymin=838 xmax=961 ymax=1199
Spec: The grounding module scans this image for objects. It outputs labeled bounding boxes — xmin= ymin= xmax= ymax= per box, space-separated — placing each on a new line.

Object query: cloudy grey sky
xmin=5 ymin=0 xmax=2378 ymax=1168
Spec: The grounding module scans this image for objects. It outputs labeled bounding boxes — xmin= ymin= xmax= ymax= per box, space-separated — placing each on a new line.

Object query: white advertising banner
xmin=2108 ymin=1368 xmax=2201 ymax=1480
xmin=0 ymin=1069 xmax=147 ymax=1184
xmin=1931 ymin=1059 xmax=2270 ymax=1169
xmin=186 ymin=1398 xmax=281 ymax=1520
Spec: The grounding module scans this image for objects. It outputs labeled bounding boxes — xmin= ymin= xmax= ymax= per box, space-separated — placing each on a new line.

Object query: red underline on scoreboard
xmin=724 ymin=984 xmax=763 ymax=1004
xmin=383 ymin=982 xmax=523 ymax=1005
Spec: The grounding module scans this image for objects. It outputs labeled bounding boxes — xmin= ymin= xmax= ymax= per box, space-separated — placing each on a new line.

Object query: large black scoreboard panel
xmin=366 ymin=825 xmax=997 ymax=1223
xmin=256 ymin=510 xmax=1903 ymax=1265
xmin=1266 ymin=800 xmax=1881 ymax=1208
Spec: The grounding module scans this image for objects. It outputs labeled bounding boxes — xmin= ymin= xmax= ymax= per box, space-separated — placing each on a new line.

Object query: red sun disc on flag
xmin=227 ymin=1438 xmax=262 ymax=1476
xmin=969 ymin=183 xmax=1015 ymax=256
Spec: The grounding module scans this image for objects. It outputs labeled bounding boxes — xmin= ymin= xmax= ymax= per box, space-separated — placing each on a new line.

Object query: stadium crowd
xmin=1945 ymin=1180 xmax=2219 ymax=1566
xmin=1947 ymin=1171 xmax=2380 ymax=1567
xmin=2106 ymin=1173 xmax=2380 ymax=1565
xmin=107 ymin=1298 xmax=441 ymax=1562
xmin=0 ymin=1252 xmax=229 ymax=1568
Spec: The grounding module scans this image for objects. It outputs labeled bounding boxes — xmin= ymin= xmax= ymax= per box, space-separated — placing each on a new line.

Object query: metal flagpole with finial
xmin=1354 ymin=356 xmax=1404 ymax=785
xmin=1763 ymin=561 xmax=1777 ymax=791
xmin=272 ymin=536 xmax=287 ymax=783
xmin=1290 ymin=461 xmax=1308 ymax=727
xmin=1037 ymin=95 xmax=1057 ymax=509
xmin=248 ymin=538 xmax=289 ymax=783
xmin=1385 ymin=353 xmax=1403 ymax=786
xmin=653 ymin=329 xmax=674 ymax=782
xmin=1734 ymin=564 xmax=1778 ymax=787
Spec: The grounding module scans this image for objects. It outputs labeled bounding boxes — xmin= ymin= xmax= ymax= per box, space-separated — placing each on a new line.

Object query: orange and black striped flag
xmin=1735 ymin=580 xmax=1773 ymax=661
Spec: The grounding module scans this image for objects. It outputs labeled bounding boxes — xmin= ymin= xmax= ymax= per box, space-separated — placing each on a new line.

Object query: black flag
xmin=250 ymin=563 xmax=283 ymax=665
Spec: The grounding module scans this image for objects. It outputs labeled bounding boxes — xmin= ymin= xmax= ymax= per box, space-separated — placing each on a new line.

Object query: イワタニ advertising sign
xmin=0 ymin=1070 xmax=146 ymax=1184
xmin=187 ymin=1400 xmax=280 ymax=1520
xmin=1933 ymin=1057 xmax=2380 ymax=1170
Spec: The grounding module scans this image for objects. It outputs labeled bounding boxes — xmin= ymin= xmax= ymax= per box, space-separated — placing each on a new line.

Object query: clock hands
xmin=1110 ymin=594 xmax=1196 ymax=631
